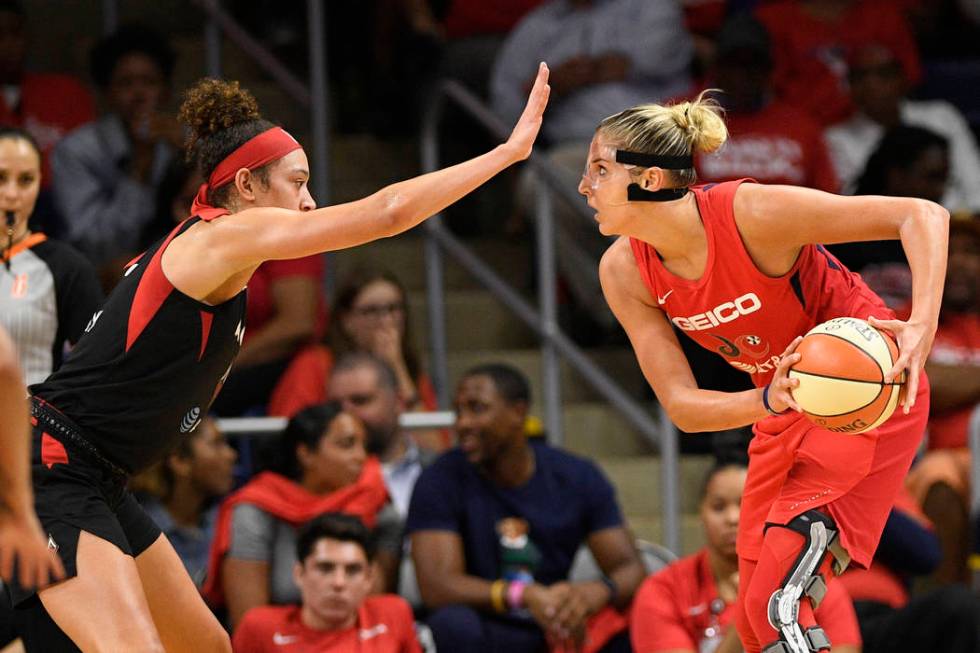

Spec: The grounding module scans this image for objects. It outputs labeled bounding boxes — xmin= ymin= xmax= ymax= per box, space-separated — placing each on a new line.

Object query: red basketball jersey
xmin=629 ymin=179 xmax=893 ymax=388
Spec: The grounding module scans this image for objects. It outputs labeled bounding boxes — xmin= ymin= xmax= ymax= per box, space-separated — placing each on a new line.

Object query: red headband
xmin=190 ymin=126 xmax=302 ymax=221
xmin=208 ymin=126 xmax=301 ymax=189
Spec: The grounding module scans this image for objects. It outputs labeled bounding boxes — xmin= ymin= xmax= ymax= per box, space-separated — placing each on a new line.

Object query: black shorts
xmin=6 ymin=399 xmax=162 ymax=606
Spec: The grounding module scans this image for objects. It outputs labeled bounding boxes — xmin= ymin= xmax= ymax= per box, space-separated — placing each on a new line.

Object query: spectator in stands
xmin=491 ymin=0 xmax=693 ymax=149
xmin=755 ymin=0 xmax=921 ymax=126
xmin=408 ymin=363 xmax=645 ymax=653
xmin=233 ymin=512 xmax=422 ymax=653
xmin=0 ymin=126 xmax=102 ymax=386
xmin=825 ymin=43 xmax=980 ymax=214
xmin=696 ymin=14 xmax=839 ymax=193
xmin=828 ymin=125 xmax=950 ymax=306
xmin=135 ymin=417 xmax=237 ymax=587
xmin=0 ymin=0 xmax=94 ymax=224
xmin=52 ymin=24 xmax=180 ymax=291
xmin=268 ymin=269 xmax=442 ymax=448
xmin=904 ymin=217 xmax=980 ymax=585
xmin=490 ymin=0 xmax=693 ymax=335
xmin=399 ymin=0 xmax=546 ymax=95
xmin=326 ymin=352 xmax=436 ymax=519
xmin=838 ymin=487 xmax=980 ymax=652
xmin=205 ymin=402 xmax=400 ymax=628
xmin=631 ymin=461 xmax=861 ymax=653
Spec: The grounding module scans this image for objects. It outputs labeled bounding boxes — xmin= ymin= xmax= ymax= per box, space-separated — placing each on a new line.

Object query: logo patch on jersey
xmin=124 ymin=262 xmax=139 ymax=276
xmin=360 ymin=624 xmax=389 ymax=640
xmin=85 ymin=310 xmax=103 ymax=333
xmin=47 ymin=534 xmax=58 ymax=552
xmin=657 ymin=289 xmax=673 ymax=305
xmin=234 ymin=321 xmax=245 ymax=346
xmin=179 ymin=407 xmax=202 ymax=434
xmin=728 ymin=355 xmax=781 ymax=375
xmin=10 ymin=273 xmax=27 ymax=298
xmin=671 ymin=293 xmax=762 ymax=331
xmin=272 ymin=632 xmax=299 ymax=645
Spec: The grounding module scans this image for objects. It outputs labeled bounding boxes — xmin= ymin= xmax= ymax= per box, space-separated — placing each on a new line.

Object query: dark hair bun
xmin=179 ymin=78 xmax=262 ymax=154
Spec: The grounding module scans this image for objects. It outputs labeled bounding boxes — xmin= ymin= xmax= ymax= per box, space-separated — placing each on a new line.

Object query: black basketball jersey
xmin=32 ymin=217 xmax=246 ymax=474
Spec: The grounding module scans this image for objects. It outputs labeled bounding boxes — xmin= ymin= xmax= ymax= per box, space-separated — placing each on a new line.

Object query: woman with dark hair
xmin=204 ymin=402 xmax=397 ymax=629
xmin=268 ymin=268 xmax=435 ymax=418
xmin=15 ymin=65 xmax=548 ymax=652
xmin=0 ymin=126 xmax=103 ymax=386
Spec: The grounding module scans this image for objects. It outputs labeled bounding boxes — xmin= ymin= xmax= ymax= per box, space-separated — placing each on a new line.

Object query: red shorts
xmin=737 ymin=374 xmax=929 ymax=568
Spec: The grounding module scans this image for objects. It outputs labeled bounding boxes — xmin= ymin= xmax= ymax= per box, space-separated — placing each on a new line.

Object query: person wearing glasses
xmin=268 ymin=269 xmax=446 ymax=450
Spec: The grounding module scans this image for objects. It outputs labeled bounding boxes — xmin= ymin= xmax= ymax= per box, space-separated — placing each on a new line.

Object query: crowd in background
xmin=1 ymin=0 xmax=979 ymax=651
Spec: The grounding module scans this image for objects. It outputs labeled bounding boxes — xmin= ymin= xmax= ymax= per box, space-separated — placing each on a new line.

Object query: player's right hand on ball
xmin=768 ymin=336 xmax=803 ymax=414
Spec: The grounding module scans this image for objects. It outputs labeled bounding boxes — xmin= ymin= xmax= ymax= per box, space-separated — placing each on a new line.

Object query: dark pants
xmin=426 ymin=605 xmax=632 ymax=653
xmin=855 ymin=585 xmax=980 ymax=653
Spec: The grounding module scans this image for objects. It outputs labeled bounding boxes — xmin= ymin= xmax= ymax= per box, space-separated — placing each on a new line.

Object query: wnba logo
xmin=671 ymin=293 xmax=763 ymax=331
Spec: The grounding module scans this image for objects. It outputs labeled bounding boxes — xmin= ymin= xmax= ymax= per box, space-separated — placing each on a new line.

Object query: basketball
xmin=788 ymin=317 xmax=905 ymax=434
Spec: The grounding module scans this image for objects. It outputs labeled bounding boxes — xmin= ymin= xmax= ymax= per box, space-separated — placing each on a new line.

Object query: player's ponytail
xmin=178 ymin=78 xmax=276 ymax=206
xmin=598 ymin=90 xmax=727 ymax=187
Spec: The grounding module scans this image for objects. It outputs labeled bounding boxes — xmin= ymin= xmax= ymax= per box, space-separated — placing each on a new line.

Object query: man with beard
xmin=327 ymin=352 xmax=435 ymax=519
xmin=407 ymin=363 xmax=645 ymax=653
xmin=232 ymin=513 xmax=422 ymax=653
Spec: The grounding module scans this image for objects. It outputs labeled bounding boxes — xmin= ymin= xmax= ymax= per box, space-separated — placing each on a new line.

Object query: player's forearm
xmin=899 ymin=200 xmax=949 ymax=327
xmin=663 ymin=387 xmax=770 ymax=433
xmin=0 ymin=360 xmax=32 ymax=513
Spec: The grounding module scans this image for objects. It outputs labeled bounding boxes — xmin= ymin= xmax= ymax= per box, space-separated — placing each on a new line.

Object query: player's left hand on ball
xmin=768 ymin=336 xmax=804 ymax=414
xmin=868 ymin=315 xmax=934 ymax=413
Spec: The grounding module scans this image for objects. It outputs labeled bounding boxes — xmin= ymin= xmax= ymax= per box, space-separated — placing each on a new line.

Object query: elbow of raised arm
xmin=376 ymin=189 xmax=410 ymax=239
xmin=912 ymin=198 xmax=950 ymax=231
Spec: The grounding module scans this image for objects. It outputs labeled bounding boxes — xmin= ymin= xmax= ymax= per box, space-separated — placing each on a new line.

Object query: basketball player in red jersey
xmin=584 ymin=92 xmax=948 ymax=653
xmin=9 ymin=66 xmax=550 ymax=653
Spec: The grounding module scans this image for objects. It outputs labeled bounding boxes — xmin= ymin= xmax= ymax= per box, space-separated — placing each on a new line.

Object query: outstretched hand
xmin=504 ymin=62 xmax=551 ymax=163
xmin=868 ymin=315 xmax=934 ymax=413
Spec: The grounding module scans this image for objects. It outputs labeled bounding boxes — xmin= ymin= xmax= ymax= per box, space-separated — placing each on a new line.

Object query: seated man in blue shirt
xmin=407 ymin=363 xmax=645 ymax=652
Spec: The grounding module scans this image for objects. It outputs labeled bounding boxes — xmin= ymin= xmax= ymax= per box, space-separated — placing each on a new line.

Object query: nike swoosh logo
xmin=360 ymin=624 xmax=389 ymax=640
xmin=272 ymin=632 xmax=299 ymax=645
xmin=658 ymin=290 xmax=673 ymax=304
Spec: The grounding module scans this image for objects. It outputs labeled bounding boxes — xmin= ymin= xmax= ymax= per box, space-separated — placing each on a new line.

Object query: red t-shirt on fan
xmin=630 ymin=549 xmax=860 ymax=652
xmin=629 ymin=179 xmax=891 ymax=389
xmin=232 ymin=597 xmax=422 ymax=653
xmin=696 ymin=101 xmax=839 ymax=193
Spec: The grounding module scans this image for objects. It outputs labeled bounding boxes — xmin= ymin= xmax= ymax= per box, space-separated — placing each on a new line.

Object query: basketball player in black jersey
xmin=11 ymin=66 xmax=550 ymax=652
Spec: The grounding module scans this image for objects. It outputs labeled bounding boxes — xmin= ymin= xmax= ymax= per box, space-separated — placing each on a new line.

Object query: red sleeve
xmin=231 ymin=610 xmax=269 ymax=653
xmin=266 ymin=345 xmax=332 ymax=417
xmin=814 ymin=580 xmax=862 ymax=646
xmin=260 ymin=254 xmax=325 ymax=281
xmin=630 ymin=572 xmax=697 ymax=653
xmin=394 ymin=598 xmax=423 ymax=653
xmin=805 ymin=122 xmax=840 ymax=193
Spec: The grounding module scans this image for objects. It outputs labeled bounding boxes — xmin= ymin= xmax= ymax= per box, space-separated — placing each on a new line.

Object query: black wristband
xmin=762 ymin=384 xmax=787 ymax=416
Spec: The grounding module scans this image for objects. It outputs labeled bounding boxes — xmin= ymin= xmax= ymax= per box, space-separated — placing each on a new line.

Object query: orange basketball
xmin=788 ymin=317 xmax=906 ymax=434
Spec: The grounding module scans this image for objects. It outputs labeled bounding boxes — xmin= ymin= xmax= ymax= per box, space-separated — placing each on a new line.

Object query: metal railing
xmin=216 ymin=412 xmax=456 ymax=436
xmin=192 ymin=0 xmax=331 ymax=206
xmin=420 ymin=79 xmax=682 ymax=553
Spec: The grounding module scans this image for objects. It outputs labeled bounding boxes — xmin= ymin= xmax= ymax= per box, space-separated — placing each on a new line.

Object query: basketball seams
xmin=788 ymin=370 xmax=884 ymax=416
xmin=795 ymin=331 xmax=887 ymax=382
